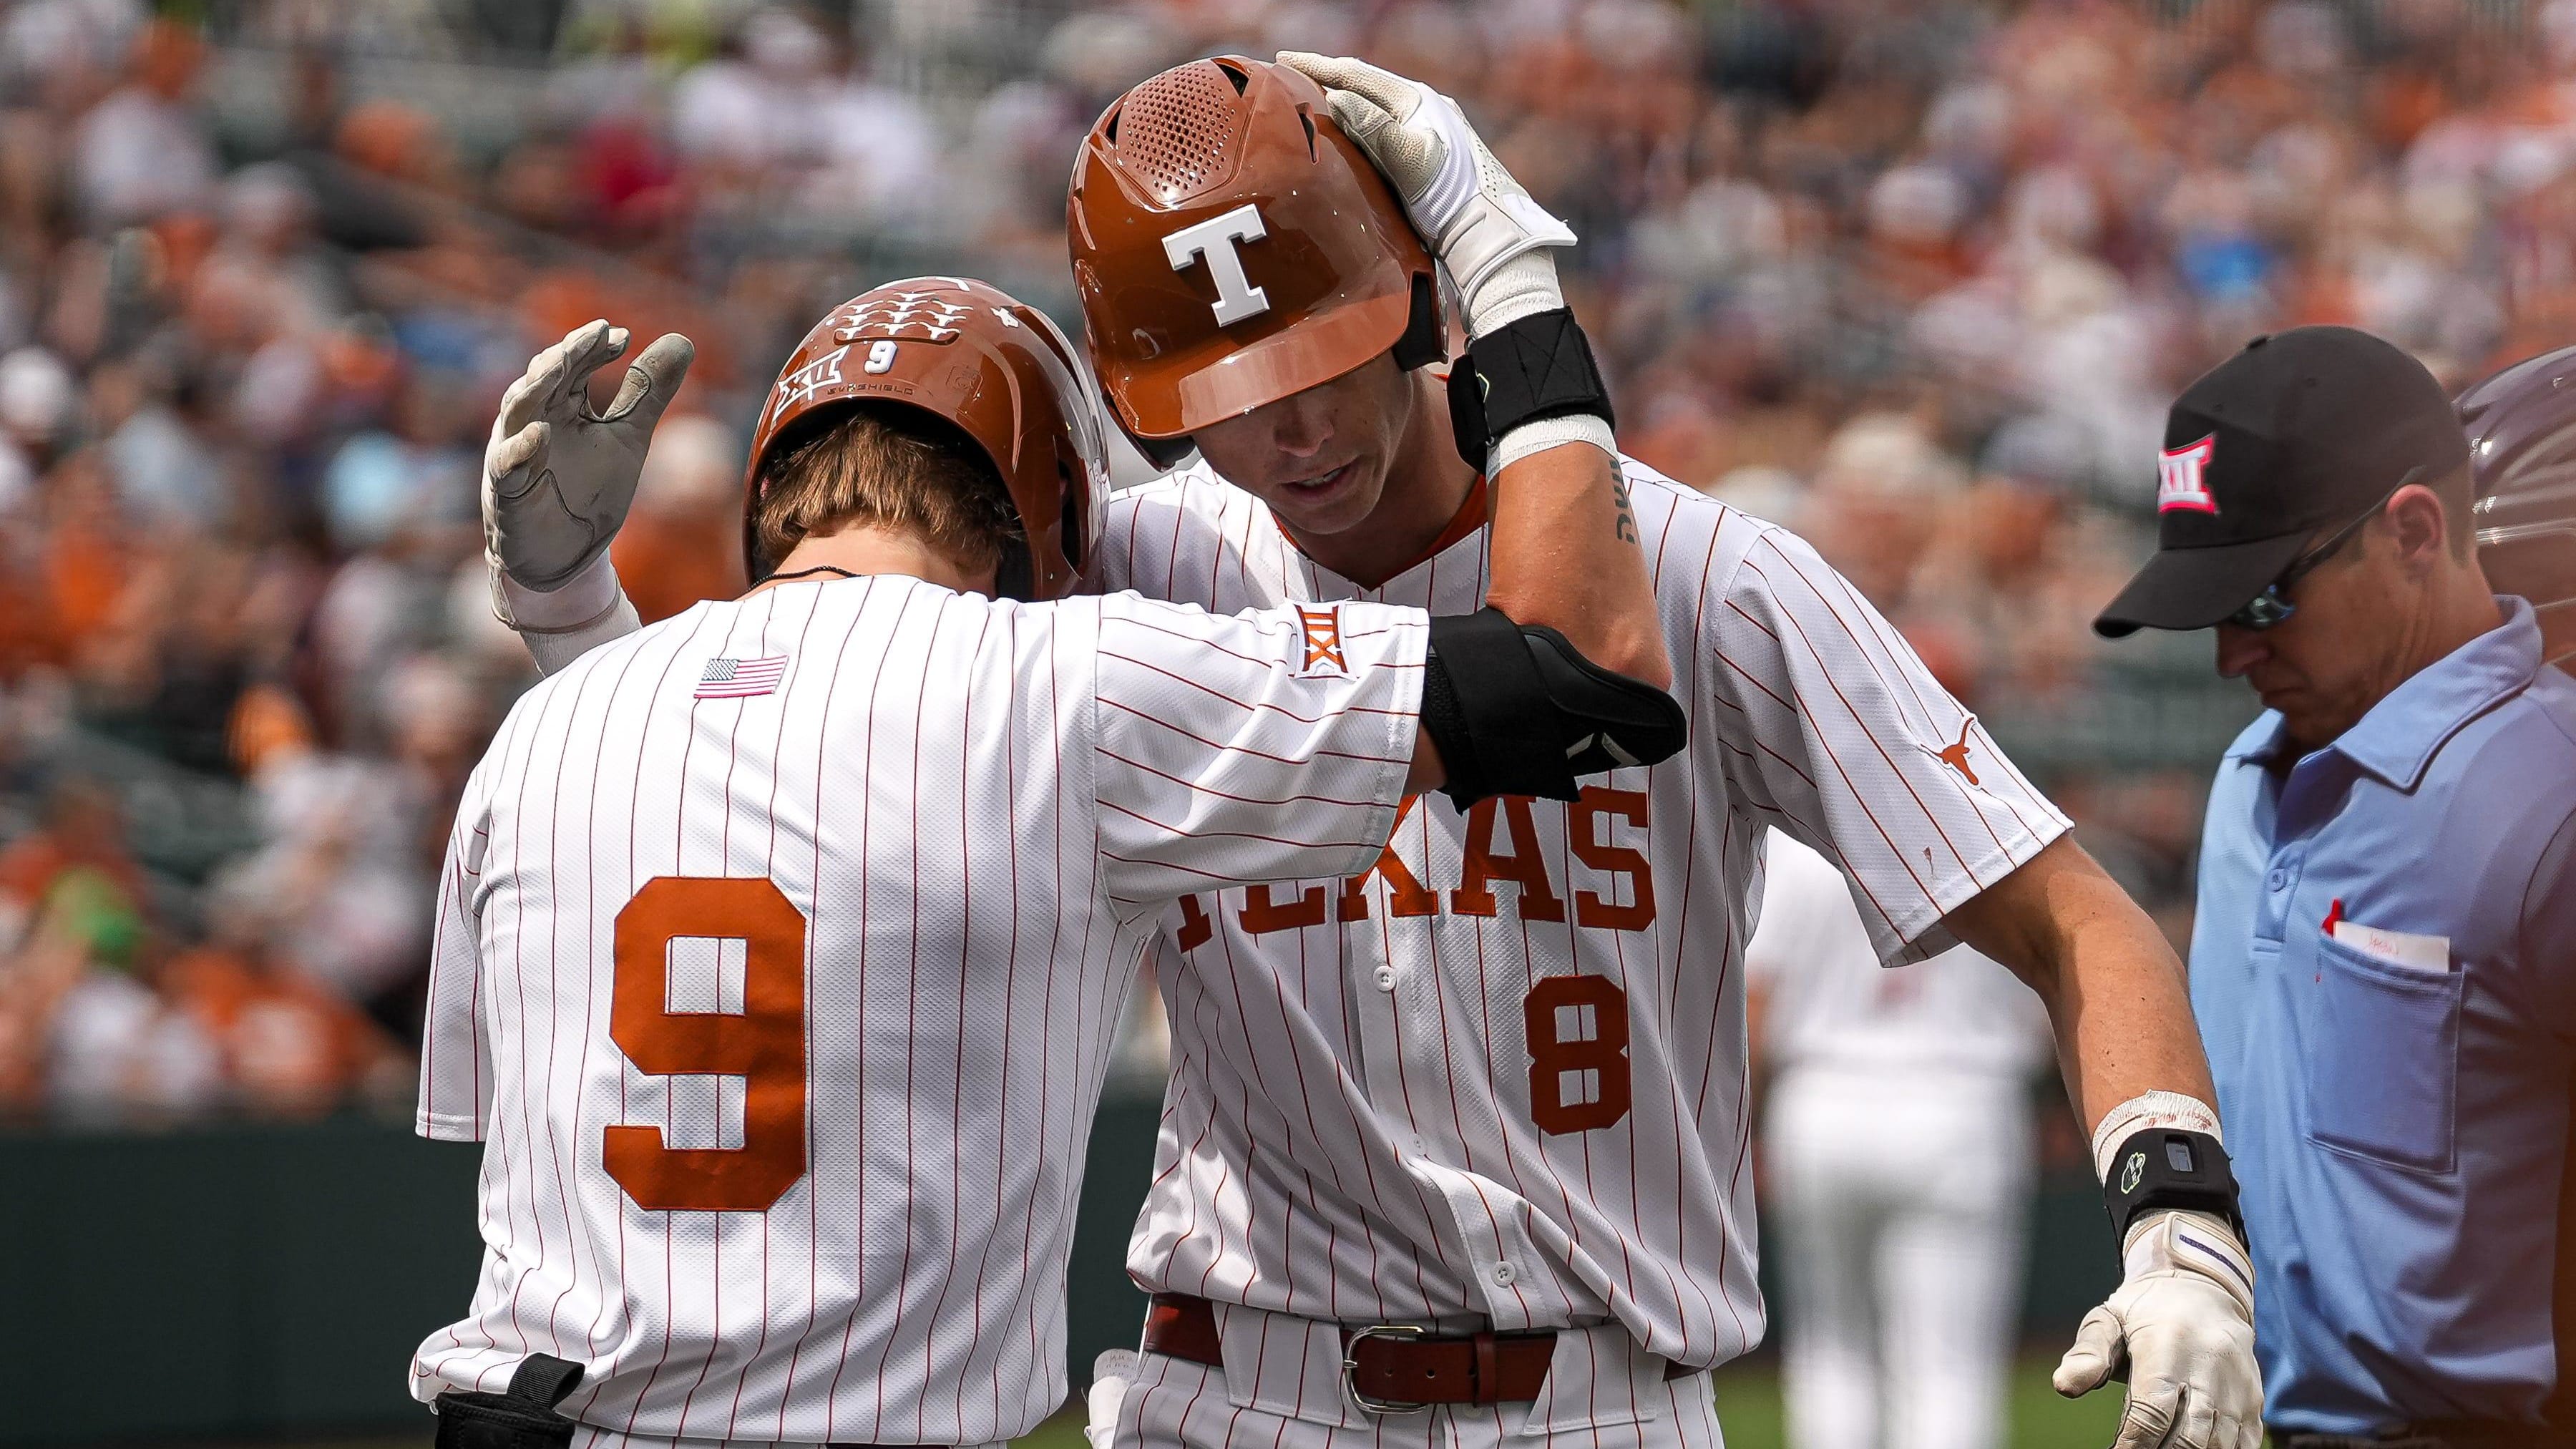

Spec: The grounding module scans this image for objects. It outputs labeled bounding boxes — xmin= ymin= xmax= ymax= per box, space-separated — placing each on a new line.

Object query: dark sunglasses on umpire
xmin=2225 ymin=469 xmax=2424 ymax=631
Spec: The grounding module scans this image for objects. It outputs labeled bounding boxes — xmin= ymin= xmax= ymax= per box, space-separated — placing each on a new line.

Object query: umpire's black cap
xmin=2094 ymin=326 xmax=2469 ymax=638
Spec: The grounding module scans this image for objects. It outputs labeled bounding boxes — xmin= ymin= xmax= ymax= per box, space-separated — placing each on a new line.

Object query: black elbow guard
xmin=1420 ymin=608 xmax=1687 ymax=806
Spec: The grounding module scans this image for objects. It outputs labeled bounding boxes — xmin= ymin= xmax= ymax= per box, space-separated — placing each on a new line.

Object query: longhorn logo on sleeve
xmin=1164 ymin=204 xmax=1272 ymax=327
xmin=1937 ymin=718 xmax=1980 ymax=785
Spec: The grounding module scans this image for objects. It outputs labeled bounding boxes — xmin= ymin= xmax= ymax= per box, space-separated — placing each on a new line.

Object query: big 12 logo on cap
xmin=2157 ymin=434 xmax=2219 ymax=514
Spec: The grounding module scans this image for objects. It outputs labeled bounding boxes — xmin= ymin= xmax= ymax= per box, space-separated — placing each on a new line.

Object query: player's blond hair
xmin=750 ymin=404 xmax=1024 ymax=577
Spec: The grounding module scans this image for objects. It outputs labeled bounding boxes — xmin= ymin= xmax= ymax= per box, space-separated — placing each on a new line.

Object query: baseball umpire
xmin=2098 ymin=326 xmax=2576 ymax=1448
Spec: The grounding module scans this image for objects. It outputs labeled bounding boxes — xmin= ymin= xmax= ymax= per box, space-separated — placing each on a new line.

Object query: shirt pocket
xmin=2301 ymin=931 xmax=2461 ymax=1175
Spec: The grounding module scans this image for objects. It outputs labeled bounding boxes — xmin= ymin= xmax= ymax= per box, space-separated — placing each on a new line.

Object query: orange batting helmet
xmin=743 ymin=276 xmax=1108 ymax=600
xmin=1066 ymin=56 xmax=1446 ymax=469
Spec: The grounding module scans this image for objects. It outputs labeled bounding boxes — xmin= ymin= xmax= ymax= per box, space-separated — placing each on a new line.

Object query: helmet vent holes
xmin=1118 ymin=62 xmax=1240 ymax=201
xmin=1299 ymin=109 xmax=1317 ymax=157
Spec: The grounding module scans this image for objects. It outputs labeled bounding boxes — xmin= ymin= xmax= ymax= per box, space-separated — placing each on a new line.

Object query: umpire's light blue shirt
xmin=2192 ymin=597 xmax=2576 ymax=1433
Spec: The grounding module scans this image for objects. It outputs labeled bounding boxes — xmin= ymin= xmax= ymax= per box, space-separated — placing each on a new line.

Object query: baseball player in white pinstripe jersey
xmin=493 ymin=54 xmax=2264 ymax=1449
xmin=1065 ymin=54 xmax=2254 ymax=1449
xmin=416 ymin=274 xmax=1683 ymax=1448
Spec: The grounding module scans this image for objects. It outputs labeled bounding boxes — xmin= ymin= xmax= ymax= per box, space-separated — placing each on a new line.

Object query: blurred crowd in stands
xmin=0 ymin=0 xmax=2563 ymax=1123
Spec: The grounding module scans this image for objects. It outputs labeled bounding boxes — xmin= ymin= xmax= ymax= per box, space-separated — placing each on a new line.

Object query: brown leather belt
xmin=1143 ymin=1292 xmax=1688 ymax=1413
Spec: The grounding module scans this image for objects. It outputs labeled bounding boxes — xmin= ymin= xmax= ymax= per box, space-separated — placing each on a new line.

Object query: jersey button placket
xmin=1373 ymin=965 xmax=1398 ymax=992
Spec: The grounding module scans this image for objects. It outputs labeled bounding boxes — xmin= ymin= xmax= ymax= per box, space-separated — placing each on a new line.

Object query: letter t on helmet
xmin=1066 ymin=57 xmax=1448 ymax=470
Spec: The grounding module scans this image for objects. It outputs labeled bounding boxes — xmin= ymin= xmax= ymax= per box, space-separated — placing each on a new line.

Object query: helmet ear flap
xmin=1104 ymin=384 xmax=1199 ymax=471
xmin=1133 ymin=430 xmax=1199 ymax=471
xmin=1392 ymin=272 xmax=1445 ymax=372
xmin=994 ymin=537 xmax=1035 ymax=600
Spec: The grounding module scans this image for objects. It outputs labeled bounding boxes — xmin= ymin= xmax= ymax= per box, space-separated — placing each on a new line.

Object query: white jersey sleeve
xmin=417 ymin=752 xmax=501 ymax=1142
xmin=1089 ymin=594 xmax=1425 ymax=908
xmin=1708 ymin=524 xmax=2069 ymax=965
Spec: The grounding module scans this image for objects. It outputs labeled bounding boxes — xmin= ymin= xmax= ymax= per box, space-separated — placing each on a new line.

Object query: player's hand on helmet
xmin=483 ymin=319 xmax=694 ymax=609
xmin=1273 ymin=52 xmax=1574 ymax=337
xmin=2054 ymin=1209 xmax=2262 ymax=1449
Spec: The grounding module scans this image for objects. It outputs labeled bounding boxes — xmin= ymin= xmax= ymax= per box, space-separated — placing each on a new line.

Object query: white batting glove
xmin=1274 ymin=52 xmax=1575 ymax=338
xmin=482 ymin=319 xmax=693 ymax=623
xmin=2055 ymin=1210 xmax=2262 ymax=1449
xmin=2057 ymin=1091 xmax=2263 ymax=1449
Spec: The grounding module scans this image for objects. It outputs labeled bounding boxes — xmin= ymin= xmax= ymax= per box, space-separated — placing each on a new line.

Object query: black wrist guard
xmin=1445 ymin=308 xmax=1615 ymax=467
xmin=432 ymin=1354 xmax=585 ymax=1449
xmin=1421 ymin=608 xmax=1686 ymax=805
xmin=2102 ymin=1128 xmax=2245 ymax=1245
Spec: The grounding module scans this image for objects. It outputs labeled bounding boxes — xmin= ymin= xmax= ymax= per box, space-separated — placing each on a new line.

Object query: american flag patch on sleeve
xmin=696 ymin=655 xmax=789 ymax=698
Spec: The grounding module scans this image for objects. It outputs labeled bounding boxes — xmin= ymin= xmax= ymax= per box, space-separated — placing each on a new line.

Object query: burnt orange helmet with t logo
xmin=1067 ymin=56 xmax=1445 ymax=468
xmin=742 ymin=276 xmax=1109 ymax=599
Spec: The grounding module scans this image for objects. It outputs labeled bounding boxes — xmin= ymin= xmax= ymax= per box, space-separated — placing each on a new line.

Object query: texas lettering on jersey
xmin=1172 ymin=789 xmax=1656 ymax=948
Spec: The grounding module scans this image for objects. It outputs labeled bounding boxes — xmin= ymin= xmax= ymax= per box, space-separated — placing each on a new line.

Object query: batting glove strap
xmin=2124 ymin=1209 xmax=2258 ymax=1319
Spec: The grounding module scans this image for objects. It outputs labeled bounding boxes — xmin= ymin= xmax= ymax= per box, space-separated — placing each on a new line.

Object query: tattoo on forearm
xmin=1611 ymin=474 xmax=1638 ymax=544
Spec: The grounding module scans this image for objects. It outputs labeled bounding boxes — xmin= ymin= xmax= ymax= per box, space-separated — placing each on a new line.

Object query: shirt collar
xmin=2288 ymin=596 xmax=2541 ymax=790
xmin=2225 ymin=711 xmax=2296 ymax=769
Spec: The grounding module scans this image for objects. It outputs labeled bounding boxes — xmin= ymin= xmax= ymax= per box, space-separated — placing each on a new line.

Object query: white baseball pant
xmin=1762 ymin=1068 xmax=2034 ymax=1449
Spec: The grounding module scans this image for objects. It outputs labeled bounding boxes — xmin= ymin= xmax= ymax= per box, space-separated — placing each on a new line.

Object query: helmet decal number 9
xmin=605 ymin=876 xmax=809 ymax=1211
xmin=863 ymin=339 xmax=898 ymax=374
xmin=1524 ymin=974 xmax=1631 ymax=1135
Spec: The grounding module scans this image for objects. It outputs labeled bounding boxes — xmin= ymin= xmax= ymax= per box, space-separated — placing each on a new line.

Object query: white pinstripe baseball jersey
xmin=1093 ymin=457 xmax=2071 ymax=1377
xmin=410 ymin=575 xmax=1425 ymax=1448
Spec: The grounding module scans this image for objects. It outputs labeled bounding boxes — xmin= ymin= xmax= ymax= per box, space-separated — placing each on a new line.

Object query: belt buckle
xmin=1342 ymin=1324 xmax=1433 ymax=1415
